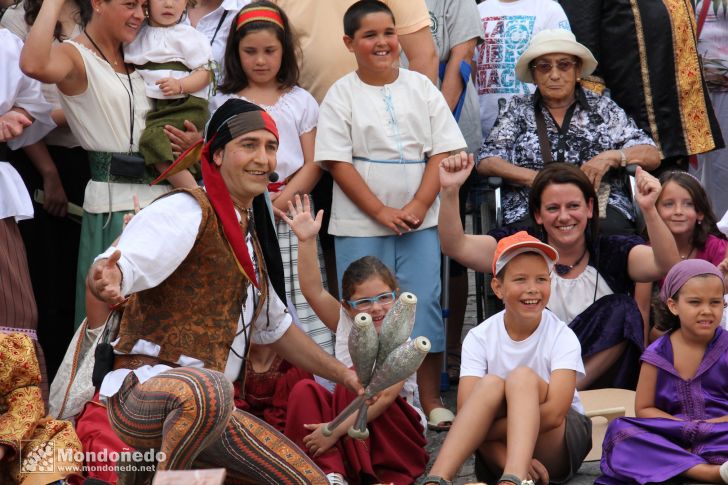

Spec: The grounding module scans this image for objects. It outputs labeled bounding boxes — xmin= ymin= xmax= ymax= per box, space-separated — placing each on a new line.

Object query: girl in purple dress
xmin=598 ymin=259 xmax=728 ymax=484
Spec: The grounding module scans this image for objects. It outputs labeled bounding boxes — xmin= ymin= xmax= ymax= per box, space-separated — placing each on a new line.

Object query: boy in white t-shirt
xmin=423 ymin=231 xmax=592 ymax=485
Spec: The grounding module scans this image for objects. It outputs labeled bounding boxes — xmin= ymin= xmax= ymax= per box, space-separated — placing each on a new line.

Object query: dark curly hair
xmin=20 ymin=0 xmax=91 ymax=40
xmin=528 ymin=163 xmax=600 ymax=244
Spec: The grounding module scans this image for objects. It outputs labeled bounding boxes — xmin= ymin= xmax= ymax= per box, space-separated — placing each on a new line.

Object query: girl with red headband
xmin=213 ymin=1 xmax=330 ymax=355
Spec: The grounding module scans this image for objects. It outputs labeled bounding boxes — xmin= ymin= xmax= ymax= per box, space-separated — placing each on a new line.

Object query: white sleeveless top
xmin=59 ymin=40 xmax=150 ymax=152
xmin=59 ymin=41 xmax=170 ymax=213
xmin=547 ymin=266 xmax=614 ymax=323
xmin=1 ymin=5 xmax=82 ymax=148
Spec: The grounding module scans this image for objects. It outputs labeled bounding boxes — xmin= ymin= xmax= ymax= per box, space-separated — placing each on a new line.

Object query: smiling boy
xmin=315 ymin=0 xmax=467 ymax=429
xmin=424 ymin=231 xmax=591 ymax=485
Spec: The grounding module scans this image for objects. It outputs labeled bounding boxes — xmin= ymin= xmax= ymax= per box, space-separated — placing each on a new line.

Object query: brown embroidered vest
xmin=114 ymin=188 xmax=248 ymax=371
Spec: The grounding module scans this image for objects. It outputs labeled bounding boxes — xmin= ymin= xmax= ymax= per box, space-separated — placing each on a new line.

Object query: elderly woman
xmin=477 ymin=29 xmax=660 ymax=235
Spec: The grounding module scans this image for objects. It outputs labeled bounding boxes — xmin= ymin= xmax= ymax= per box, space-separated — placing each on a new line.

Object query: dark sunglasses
xmin=531 ymin=59 xmax=578 ymax=74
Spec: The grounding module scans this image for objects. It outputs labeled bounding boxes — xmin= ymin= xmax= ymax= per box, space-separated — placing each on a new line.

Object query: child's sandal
xmin=498 ymin=474 xmax=534 ymax=485
xmin=421 ymin=476 xmax=452 ymax=485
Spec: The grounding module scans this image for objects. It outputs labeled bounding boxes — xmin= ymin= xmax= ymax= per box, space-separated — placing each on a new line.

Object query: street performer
xmin=87 ymin=99 xmax=360 ymax=484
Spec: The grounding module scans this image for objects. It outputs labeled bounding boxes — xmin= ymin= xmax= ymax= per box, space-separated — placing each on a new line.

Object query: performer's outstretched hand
xmin=88 ymin=249 xmax=125 ymax=306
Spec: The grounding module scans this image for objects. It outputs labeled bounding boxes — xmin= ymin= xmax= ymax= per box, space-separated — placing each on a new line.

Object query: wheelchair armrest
xmin=486 ymin=176 xmax=502 ymax=188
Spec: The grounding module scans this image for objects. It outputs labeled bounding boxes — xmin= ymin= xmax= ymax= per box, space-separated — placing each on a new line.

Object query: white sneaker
xmin=326 ymin=472 xmax=349 ymax=485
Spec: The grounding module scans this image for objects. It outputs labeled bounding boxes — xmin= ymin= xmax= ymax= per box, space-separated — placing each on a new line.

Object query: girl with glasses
xmin=276 ymin=194 xmax=428 ymax=485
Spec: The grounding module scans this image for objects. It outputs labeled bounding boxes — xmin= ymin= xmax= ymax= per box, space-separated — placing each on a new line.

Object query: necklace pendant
xmin=554 ymin=263 xmax=572 ymax=276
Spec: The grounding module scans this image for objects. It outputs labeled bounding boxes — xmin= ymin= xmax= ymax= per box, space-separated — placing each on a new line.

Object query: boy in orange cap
xmin=423 ymin=232 xmax=592 ymax=485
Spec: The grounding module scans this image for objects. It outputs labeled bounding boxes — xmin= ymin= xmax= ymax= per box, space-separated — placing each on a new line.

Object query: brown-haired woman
xmin=439 ymin=152 xmax=679 ymax=391
xmin=20 ymin=1 xmax=197 ymax=482
xmin=20 ymin=0 xmax=199 ymax=330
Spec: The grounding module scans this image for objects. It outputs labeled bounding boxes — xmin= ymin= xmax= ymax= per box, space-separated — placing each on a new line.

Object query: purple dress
xmin=597 ymin=327 xmax=728 ymax=484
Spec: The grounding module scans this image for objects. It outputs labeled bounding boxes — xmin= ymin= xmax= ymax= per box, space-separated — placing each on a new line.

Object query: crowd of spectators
xmin=1 ymin=0 xmax=727 ymax=484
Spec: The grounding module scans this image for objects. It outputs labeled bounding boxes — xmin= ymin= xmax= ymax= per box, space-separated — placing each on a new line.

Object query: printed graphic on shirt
xmin=429 ymin=11 xmax=438 ymax=36
xmin=475 ymin=15 xmax=535 ymax=95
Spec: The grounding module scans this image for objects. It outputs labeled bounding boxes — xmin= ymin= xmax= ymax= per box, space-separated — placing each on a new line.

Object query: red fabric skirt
xmin=71 ymin=391 xmax=131 ymax=484
xmin=284 ymin=379 xmax=428 ymax=485
xmin=234 ymin=356 xmax=313 ymax=433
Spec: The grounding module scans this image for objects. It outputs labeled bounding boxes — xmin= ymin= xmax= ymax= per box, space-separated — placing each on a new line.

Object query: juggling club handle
xmin=322 ymin=395 xmax=364 ymax=437
xmin=347 ymin=402 xmax=370 ymax=440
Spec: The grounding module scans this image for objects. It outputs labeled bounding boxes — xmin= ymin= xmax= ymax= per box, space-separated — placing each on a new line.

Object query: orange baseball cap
xmin=492 ymin=231 xmax=559 ymax=275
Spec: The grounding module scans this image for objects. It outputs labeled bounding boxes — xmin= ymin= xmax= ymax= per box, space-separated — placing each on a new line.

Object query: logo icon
xmin=20 ymin=441 xmax=55 ymax=474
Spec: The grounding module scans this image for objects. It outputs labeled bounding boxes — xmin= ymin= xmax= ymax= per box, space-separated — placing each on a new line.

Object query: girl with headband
xmin=213 ymin=1 xmax=330 ymax=354
xmin=598 ymin=259 xmax=728 ymax=484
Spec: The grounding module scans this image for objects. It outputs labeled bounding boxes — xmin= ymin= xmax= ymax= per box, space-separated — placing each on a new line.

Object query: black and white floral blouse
xmin=478 ymin=86 xmax=656 ymax=225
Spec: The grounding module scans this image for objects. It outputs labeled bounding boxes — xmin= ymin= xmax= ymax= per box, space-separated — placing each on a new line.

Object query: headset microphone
xmin=268 ymin=172 xmax=280 ymax=183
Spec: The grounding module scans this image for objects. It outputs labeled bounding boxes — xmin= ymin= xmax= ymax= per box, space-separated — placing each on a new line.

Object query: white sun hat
xmin=515 ymin=29 xmax=598 ymax=84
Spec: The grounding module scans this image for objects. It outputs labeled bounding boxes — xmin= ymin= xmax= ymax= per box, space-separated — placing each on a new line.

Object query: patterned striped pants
xmin=107 ymin=367 xmax=328 ymax=484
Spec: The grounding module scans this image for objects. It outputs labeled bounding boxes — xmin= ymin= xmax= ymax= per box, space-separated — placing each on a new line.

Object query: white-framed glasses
xmin=346 ymin=291 xmax=396 ymax=310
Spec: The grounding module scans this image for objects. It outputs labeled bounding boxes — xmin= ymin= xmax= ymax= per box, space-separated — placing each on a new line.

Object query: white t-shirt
xmin=315 ymin=69 xmax=466 ymax=237
xmin=124 ymin=23 xmax=213 ymax=100
xmin=461 ymin=309 xmax=585 ymax=413
xmin=211 ymin=86 xmax=319 ymax=180
xmin=474 ymin=0 xmax=570 ymax=139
